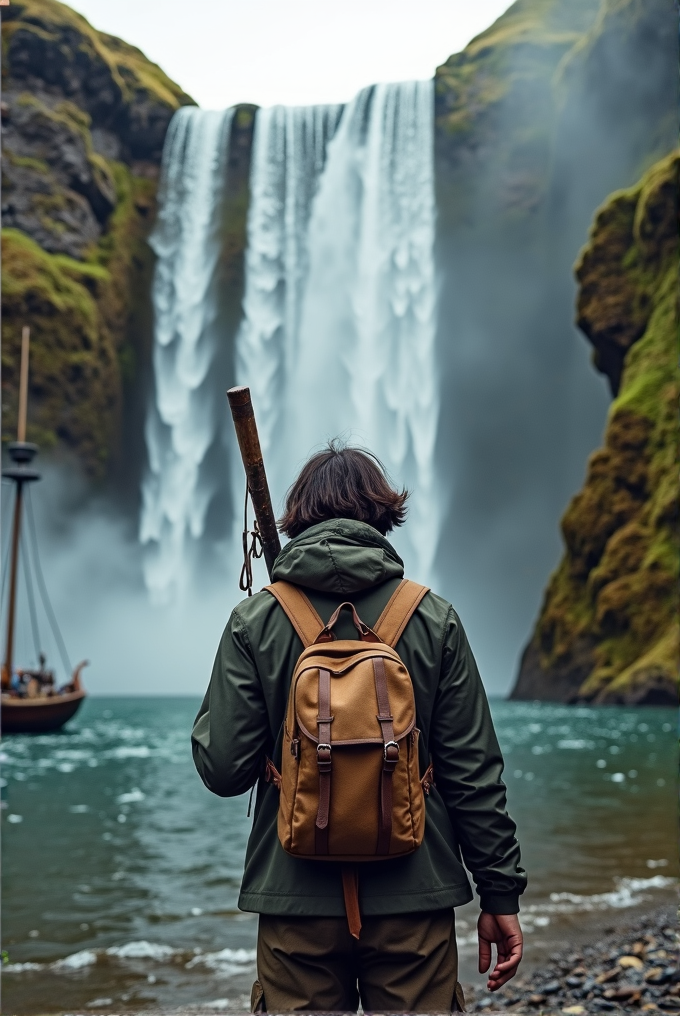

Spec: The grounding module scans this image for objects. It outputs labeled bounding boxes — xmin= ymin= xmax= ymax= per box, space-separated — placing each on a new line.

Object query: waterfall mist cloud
xmin=65 ymin=0 xmax=515 ymax=108
xmin=4 ymin=465 xmax=243 ymax=696
xmin=432 ymin=2 xmax=675 ymax=694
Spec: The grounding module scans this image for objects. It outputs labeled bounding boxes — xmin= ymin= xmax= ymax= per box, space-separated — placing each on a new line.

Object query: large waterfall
xmin=143 ymin=80 xmax=438 ymax=600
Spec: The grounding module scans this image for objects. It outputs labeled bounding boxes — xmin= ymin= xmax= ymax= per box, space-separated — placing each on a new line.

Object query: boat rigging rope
xmin=20 ymin=527 xmax=42 ymax=659
xmin=24 ymin=485 xmax=73 ymax=677
xmin=0 ymin=486 xmax=13 ymax=609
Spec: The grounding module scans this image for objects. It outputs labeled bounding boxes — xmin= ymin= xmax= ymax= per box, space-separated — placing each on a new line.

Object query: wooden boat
xmin=1 ymin=327 xmax=87 ymax=735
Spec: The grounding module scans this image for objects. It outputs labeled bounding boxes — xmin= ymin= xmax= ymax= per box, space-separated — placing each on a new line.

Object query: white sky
xmin=67 ymin=0 xmax=514 ymax=109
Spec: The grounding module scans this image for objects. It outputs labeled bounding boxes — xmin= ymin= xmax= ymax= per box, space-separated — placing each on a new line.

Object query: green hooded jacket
xmin=192 ymin=519 xmax=526 ymax=917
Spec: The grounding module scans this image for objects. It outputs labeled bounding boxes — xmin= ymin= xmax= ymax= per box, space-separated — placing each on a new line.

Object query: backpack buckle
xmin=317 ymin=743 xmax=332 ymax=771
xmin=383 ymin=740 xmax=399 ymax=763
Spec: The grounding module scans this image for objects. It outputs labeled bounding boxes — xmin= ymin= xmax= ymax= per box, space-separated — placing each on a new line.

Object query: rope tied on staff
xmin=240 ymin=481 xmax=264 ymax=597
xmin=227 ymin=386 xmax=282 ymax=589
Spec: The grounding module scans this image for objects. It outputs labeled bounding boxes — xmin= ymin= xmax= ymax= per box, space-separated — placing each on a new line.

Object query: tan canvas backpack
xmin=263 ymin=578 xmax=435 ymax=937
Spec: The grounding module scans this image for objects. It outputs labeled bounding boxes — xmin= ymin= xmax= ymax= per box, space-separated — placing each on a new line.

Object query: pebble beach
xmin=467 ymin=906 xmax=678 ymax=1015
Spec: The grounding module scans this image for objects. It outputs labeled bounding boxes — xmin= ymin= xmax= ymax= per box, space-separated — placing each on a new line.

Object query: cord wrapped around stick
xmin=227 ymin=386 xmax=282 ymax=584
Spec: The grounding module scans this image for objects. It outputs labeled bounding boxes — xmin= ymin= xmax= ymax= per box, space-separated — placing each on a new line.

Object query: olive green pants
xmin=252 ymin=909 xmax=465 ymax=1012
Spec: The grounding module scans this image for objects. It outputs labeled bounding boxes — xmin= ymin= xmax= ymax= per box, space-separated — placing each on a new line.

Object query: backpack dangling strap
xmin=341 ymin=864 xmax=362 ymax=940
xmin=265 ymin=581 xmax=325 ymax=648
xmin=374 ymin=579 xmax=430 ymax=648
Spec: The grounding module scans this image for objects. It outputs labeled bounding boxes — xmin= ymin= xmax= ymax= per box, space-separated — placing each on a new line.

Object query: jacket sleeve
xmin=191 ymin=608 xmax=270 ymax=797
xmin=430 ymin=607 xmax=527 ymax=914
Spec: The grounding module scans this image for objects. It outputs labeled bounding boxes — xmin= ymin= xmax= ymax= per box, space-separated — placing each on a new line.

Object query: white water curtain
xmin=236 ymin=103 xmax=343 ymax=471
xmin=238 ymin=81 xmax=438 ymax=582
xmin=140 ymin=107 xmax=234 ymax=604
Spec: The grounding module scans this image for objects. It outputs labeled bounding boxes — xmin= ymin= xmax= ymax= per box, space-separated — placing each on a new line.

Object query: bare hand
xmin=478 ymin=912 xmax=523 ymax=991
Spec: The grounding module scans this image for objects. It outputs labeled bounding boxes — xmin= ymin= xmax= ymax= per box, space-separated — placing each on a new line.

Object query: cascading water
xmin=236 ymin=104 xmax=343 ymax=476
xmin=140 ymin=107 xmax=234 ymax=604
xmin=142 ymin=81 xmax=438 ymax=599
xmin=238 ymin=81 xmax=438 ymax=582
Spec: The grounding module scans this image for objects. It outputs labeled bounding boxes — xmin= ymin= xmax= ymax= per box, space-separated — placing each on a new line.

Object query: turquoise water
xmin=2 ymin=698 xmax=676 ymax=1013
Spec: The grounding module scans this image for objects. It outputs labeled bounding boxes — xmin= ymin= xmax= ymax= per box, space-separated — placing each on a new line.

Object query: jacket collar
xmin=271 ymin=519 xmax=404 ymax=594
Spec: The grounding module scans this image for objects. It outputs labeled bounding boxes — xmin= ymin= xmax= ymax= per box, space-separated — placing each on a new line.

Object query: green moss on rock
xmin=1 ymin=228 xmax=114 ymax=464
xmin=513 ymin=151 xmax=679 ymax=704
xmin=3 ymin=0 xmax=193 ymax=151
xmin=1 ymin=0 xmax=194 ymax=476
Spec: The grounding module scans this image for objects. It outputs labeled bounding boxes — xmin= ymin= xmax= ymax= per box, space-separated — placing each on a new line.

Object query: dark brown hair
xmin=278 ymin=441 xmax=409 ymax=538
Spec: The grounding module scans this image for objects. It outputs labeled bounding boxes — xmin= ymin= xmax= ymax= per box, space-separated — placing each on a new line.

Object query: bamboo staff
xmin=227 ymin=386 xmax=281 ymax=579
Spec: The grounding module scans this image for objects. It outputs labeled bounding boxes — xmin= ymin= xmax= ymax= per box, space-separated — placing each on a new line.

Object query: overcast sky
xmin=67 ymin=0 xmax=514 ymax=109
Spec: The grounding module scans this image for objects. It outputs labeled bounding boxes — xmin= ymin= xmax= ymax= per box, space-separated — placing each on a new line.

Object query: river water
xmin=2 ymin=698 xmax=676 ymax=1014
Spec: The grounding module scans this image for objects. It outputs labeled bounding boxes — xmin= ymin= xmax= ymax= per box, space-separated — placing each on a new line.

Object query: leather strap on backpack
xmin=341 ymin=865 xmax=362 ymax=939
xmin=315 ymin=668 xmax=332 ymax=854
xmin=266 ymin=578 xmax=428 ymax=648
xmin=374 ymin=579 xmax=429 ymax=647
xmin=373 ymin=656 xmax=398 ymax=854
xmin=265 ymin=581 xmax=325 ymax=647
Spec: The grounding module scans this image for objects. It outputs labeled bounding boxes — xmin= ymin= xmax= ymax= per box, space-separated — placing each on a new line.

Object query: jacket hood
xmin=271 ymin=519 xmax=404 ymax=594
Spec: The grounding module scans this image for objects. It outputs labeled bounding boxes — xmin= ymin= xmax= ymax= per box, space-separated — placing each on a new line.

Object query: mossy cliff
xmin=512 ymin=152 xmax=679 ymax=705
xmin=435 ymin=0 xmax=675 ymax=230
xmin=432 ymin=0 xmax=676 ymax=694
xmin=1 ymin=0 xmax=194 ymax=476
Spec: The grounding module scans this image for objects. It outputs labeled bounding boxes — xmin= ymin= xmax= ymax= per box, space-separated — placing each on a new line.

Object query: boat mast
xmin=2 ymin=327 xmax=41 ymax=688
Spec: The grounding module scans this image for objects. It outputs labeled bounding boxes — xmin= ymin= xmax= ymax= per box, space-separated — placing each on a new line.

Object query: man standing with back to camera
xmin=192 ymin=442 xmax=526 ymax=1013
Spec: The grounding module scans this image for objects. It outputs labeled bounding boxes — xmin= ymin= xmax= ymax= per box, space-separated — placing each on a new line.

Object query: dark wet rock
xmin=542 ymin=982 xmax=561 ymax=995
xmin=2 ymin=92 xmax=115 ymax=257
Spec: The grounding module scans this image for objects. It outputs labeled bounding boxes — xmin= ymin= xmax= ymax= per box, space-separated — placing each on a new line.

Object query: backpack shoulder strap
xmin=265 ymin=581 xmax=325 ymax=648
xmin=374 ymin=578 xmax=430 ymax=648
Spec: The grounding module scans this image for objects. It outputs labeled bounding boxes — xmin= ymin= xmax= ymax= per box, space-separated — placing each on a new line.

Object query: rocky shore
xmin=469 ymin=906 xmax=678 ymax=1015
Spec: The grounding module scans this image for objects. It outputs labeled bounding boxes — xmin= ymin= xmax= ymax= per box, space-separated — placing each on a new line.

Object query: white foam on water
xmin=3 ymin=961 xmax=44 ymax=972
xmin=186 ymin=947 xmax=257 ymax=977
xmin=116 ymin=788 xmax=145 ymax=804
xmin=52 ymin=949 xmax=98 ymax=970
xmin=108 ymin=745 xmax=152 ymax=760
xmin=106 ymin=940 xmax=176 ymax=960
xmin=527 ymin=875 xmax=677 ymax=914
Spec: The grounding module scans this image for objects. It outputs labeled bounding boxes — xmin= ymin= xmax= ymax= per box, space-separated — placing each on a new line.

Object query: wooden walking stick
xmin=227 ymin=386 xmax=281 ymax=585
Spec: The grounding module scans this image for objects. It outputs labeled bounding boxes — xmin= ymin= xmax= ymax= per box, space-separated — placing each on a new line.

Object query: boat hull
xmin=1 ymin=690 xmax=86 ymax=734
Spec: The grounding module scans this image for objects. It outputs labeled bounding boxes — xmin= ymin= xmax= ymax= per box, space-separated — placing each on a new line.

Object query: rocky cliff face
xmin=0 ymin=0 xmax=195 ymax=476
xmin=431 ymin=0 xmax=676 ymax=690
xmin=512 ymin=152 xmax=679 ymax=705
